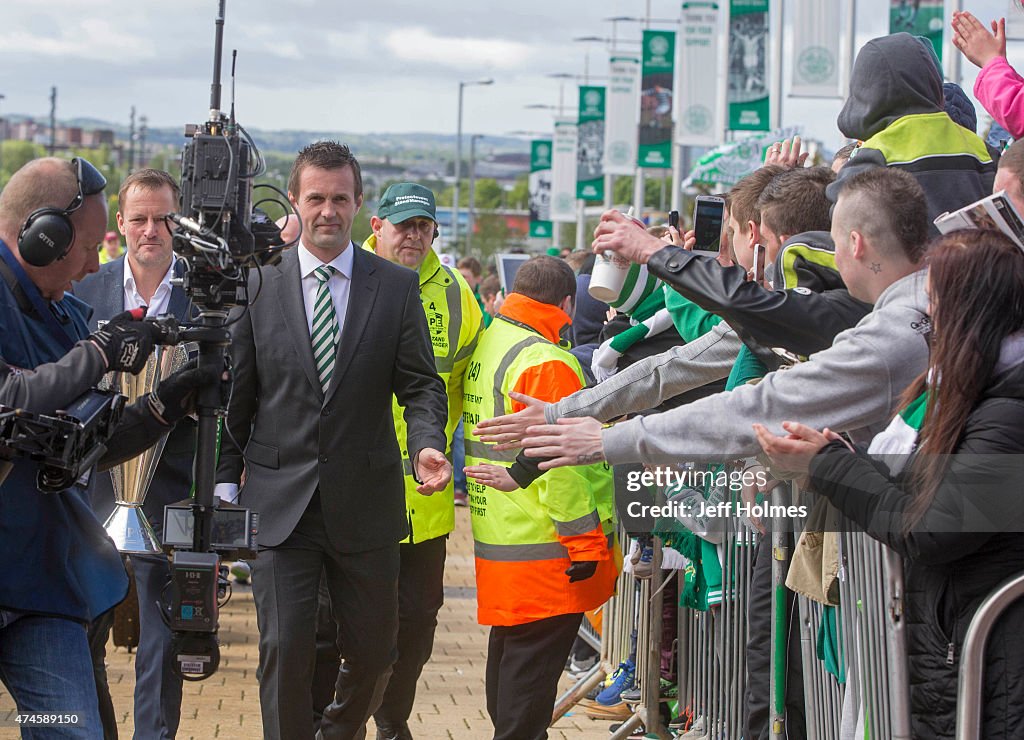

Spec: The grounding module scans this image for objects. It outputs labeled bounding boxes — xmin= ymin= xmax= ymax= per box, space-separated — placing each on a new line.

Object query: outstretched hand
xmin=464 ymin=463 xmax=518 ymax=492
xmin=414 ymin=447 xmax=452 ymax=495
xmin=474 ymin=392 xmax=549 ymax=450
xmin=752 ymin=421 xmax=843 ymax=474
xmin=952 ymin=11 xmax=1006 ymax=69
xmin=521 ymin=417 xmax=606 ymax=470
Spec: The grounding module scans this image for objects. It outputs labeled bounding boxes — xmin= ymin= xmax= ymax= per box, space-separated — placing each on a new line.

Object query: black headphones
xmin=18 ymin=157 xmax=107 ymax=267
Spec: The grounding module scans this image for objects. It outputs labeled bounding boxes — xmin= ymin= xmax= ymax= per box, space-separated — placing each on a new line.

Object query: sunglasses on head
xmin=64 ymin=157 xmax=107 ymax=214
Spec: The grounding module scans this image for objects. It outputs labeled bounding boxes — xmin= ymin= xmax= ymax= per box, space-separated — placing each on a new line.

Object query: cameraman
xmin=0 ymin=157 xmax=207 ymax=737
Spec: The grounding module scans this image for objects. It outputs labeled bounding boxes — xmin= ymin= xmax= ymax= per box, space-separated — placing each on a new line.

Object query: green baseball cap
xmin=377 ymin=183 xmax=437 ymax=224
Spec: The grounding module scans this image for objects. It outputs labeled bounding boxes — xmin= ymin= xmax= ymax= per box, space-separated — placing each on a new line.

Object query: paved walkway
xmin=1 ymin=508 xmax=612 ymax=739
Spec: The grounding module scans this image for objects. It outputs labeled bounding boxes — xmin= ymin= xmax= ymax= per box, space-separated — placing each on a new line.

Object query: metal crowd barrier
xmin=552 ymin=481 xmax=937 ymax=740
xmin=835 ymin=529 xmax=912 ymax=739
xmin=955 ymin=571 xmax=1024 ymax=740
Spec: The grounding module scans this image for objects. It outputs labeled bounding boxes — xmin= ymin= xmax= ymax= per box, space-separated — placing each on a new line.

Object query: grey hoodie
xmin=827 ymin=33 xmax=995 ymax=228
xmin=602 ymin=270 xmax=931 ymax=464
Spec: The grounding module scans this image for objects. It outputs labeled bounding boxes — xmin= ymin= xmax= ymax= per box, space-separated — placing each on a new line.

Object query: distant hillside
xmin=19 ymin=114 xmax=530 ymax=159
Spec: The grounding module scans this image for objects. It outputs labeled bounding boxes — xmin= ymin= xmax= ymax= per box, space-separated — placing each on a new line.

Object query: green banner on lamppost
xmin=889 ymin=0 xmax=944 ymax=61
xmin=728 ymin=0 xmax=770 ymax=131
xmin=638 ymin=29 xmax=676 ymax=168
xmin=577 ymin=85 xmax=606 ymax=201
xmin=529 ymin=139 xmax=553 ymax=238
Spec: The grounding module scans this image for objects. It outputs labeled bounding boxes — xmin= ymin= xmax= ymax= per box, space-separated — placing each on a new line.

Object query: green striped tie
xmin=311 ymin=265 xmax=338 ymax=393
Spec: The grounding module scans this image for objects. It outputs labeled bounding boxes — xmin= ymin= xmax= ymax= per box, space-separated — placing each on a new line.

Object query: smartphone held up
xmin=692 ymin=196 xmax=725 ymax=256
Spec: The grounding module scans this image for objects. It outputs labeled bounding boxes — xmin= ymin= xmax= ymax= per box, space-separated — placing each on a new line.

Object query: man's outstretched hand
xmin=521 ymin=417 xmax=606 ymax=470
xmin=592 ymin=210 xmax=666 ymax=265
xmin=474 ymin=392 xmax=549 ymax=450
xmin=414 ymin=447 xmax=452 ymax=495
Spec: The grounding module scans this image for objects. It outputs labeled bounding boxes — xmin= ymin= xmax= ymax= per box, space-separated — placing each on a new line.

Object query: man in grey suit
xmin=74 ymin=168 xmax=196 ymax=739
xmin=215 ymin=141 xmax=451 ymax=740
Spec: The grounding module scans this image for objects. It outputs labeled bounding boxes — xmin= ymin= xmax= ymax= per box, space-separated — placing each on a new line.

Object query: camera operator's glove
xmin=565 ymin=560 xmax=598 ymax=583
xmin=88 ymin=311 xmax=162 ymax=374
xmin=148 ymin=360 xmax=219 ymax=426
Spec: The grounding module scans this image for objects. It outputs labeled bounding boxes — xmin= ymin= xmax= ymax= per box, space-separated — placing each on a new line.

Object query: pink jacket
xmin=975 ymin=56 xmax=1024 ymax=139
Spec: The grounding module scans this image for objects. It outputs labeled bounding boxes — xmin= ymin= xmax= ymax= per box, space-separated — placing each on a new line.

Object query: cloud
xmin=0 ymin=18 xmax=157 ymax=63
xmin=382 ymin=27 xmax=532 ymax=70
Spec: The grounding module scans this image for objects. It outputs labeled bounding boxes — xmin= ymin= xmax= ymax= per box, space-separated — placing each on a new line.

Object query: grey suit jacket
xmin=73 ymin=256 xmax=196 ymax=533
xmin=216 ymin=244 xmax=448 ymax=552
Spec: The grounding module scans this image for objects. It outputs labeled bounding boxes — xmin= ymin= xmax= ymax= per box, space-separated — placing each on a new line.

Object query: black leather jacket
xmin=647 ymin=232 xmax=871 ymax=364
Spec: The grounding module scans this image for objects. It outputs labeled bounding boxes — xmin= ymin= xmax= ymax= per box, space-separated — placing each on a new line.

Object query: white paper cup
xmin=589 ymin=252 xmax=633 ymax=302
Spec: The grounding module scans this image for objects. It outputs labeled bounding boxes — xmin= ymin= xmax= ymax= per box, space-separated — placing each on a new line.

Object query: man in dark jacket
xmin=827 ymin=32 xmax=995 ymax=228
xmin=75 ymin=168 xmax=196 ymax=740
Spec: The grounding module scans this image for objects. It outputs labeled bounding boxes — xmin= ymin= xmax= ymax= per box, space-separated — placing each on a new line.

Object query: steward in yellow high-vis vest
xmin=462 ymin=256 xmax=618 ymax=739
xmin=344 ymin=183 xmax=481 ymax=736
xmin=361 ymin=238 xmax=482 ymax=541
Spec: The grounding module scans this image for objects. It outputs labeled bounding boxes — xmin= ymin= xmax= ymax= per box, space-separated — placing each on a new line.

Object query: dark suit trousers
xmin=313 ymin=535 xmax=447 ymax=736
xmin=130 ymin=554 xmax=182 ymax=740
xmin=485 ymin=613 xmax=582 ymax=740
xmin=312 ymin=536 xmax=447 ymax=736
xmin=253 ymin=493 xmax=400 ymax=740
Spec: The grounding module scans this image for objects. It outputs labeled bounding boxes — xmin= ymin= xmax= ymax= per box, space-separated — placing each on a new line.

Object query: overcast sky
xmin=0 ymin=0 xmax=1014 ymax=144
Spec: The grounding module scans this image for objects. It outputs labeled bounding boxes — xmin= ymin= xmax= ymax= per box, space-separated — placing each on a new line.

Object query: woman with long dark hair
xmin=755 ymin=229 xmax=1024 ymax=739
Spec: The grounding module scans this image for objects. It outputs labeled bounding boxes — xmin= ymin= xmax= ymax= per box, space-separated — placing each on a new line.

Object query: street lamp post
xmin=453 ymin=78 xmax=493 ymax=252
xmin=467 ymin=134 xmax=484 ymax=255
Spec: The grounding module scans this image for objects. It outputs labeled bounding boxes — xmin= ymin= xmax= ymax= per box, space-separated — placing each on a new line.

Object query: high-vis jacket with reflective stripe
xmin=364 ymin=237 xmax=483 ymax=543
xmin=464 ymin=292 xmax=617 ymax=626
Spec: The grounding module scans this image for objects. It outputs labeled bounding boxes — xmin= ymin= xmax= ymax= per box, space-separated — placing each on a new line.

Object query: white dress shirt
xmin=123 ymin=256 xmax=175 ymax=315
xmin=297 ymin=241 xmax=353 ymax=338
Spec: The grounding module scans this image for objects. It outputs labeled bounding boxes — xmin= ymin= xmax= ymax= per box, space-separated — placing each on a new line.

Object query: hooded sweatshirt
xmin=827 ymin=33 xmax=995 ymax=228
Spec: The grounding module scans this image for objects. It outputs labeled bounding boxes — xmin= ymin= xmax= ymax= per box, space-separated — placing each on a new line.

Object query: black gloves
xmin=148 ymin=360 xmax=218 ymax=426
xmin=565 ymin=560 xmax=598 ymax=583
xmin=88 ymin=311 xmax=163 ymax=373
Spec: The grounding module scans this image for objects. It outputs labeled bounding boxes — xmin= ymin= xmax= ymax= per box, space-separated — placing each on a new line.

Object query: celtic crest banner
xmin=604 ymin=56 xmax=641 ymax=175
xmin=790 ymin=0 xmax=842 ymax=98
xmin=550 ymin=117 xmax=578 ymax=223
xmin=678 ymin=1 xmax=723 ymax=147
xmin=529 ymin=139 xmax=553 ymax=238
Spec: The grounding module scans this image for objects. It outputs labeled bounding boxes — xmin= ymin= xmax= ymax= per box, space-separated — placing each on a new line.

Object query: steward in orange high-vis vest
xmin=462 ymin=256 xmax=618 ymax=740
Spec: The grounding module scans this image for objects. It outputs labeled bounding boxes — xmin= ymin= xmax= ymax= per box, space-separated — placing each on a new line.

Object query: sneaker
xmin=596 ymin=658 xmax=635 ymax=706
xmin=230 ymin=560 xmax=251 ymax=584
xmin=677 ymin=716 xmax=706 ymax=739
xmin=607 ymin=720 xmax=648 ymax=739
xmin=454 ymin=490 xmax=469 ymax=507
xmin=566 ymin=653 xmax=599 ymax=678
xmin=620 ymin=679 xmax=678 ymax=704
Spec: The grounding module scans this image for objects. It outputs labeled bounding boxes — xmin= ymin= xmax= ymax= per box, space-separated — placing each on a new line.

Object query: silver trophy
xmin=102 ymin=343 xmax=190 ymax=553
